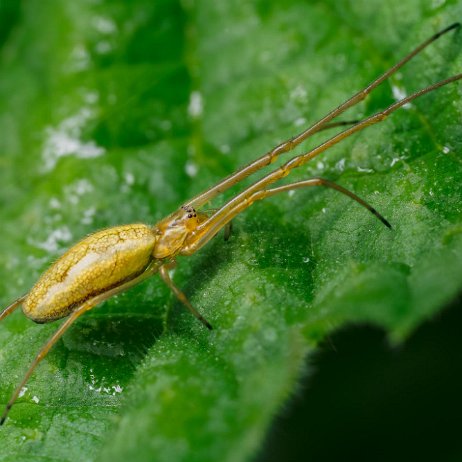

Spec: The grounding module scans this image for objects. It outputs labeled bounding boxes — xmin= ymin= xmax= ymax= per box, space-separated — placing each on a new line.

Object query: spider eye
xmin=188 ymin=214 xmax=192 ymax=218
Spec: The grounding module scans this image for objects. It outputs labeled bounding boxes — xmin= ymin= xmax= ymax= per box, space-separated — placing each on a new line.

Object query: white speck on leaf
xmin=357 ymin=166 xmax=374 ymax=173
xmin=18 ymin=387 xmax=28 ymax=398
xmin=391 ymin=84 xmax=411 ymax=109
xmin=221 ymin=144 xmax=231 ymax=154
xmin=42 ymin=109 xmax=105 ymax=171
xmin=96 ymin=41 xmax=112 ymax=54
xmin=290 ymin=85 xmax=308 ymax=102
xmin=188 ymin=91 xmax=203 ymax=118
xmin=32 ymin=226 xmax=73 ymax=253
xmin=185 ymin=161 xmax=198 ymax=177
xmin=93 ymin=16 xmax=117 ymax=34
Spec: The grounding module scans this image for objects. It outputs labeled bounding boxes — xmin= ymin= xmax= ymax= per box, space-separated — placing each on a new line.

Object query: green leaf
xmin=0 ymin=1 xmax=461 ymax=461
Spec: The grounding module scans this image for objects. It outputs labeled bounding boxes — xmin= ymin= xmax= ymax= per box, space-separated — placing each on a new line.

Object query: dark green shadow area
xmin=0 ymin=1 xmax=21 ymax=47
xmin=258 ymin=295 xmax=462 ymax=462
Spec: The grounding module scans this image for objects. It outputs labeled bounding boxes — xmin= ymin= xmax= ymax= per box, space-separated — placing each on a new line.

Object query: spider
xmin=1 ymin=23 xmax=461 ymax=426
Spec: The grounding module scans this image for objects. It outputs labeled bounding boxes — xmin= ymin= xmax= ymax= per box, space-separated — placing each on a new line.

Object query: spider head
xmin=153 ymin=205 xmax=208 ymax=258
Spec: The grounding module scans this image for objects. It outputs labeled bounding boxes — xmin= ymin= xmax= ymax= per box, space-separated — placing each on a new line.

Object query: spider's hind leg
xmin=0 ymin=295 xmax=27 ymax=322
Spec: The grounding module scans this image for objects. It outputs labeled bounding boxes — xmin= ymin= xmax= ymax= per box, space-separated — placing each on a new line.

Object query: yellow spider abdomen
xmin=23 ymin=224 xmax=157 ymax=323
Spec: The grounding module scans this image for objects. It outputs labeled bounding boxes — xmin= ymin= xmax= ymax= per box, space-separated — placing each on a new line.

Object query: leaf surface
xmin=0 ymin=1 xmax=461 ymax=461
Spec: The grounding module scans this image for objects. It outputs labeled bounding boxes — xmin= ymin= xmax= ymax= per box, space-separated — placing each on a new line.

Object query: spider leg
xmin=0 ymin=295 xmax=27 ymax=322
xmin=159 ymin=262 xmax=212 ymax=330
xmin=0 ymin=260 xmax=161 ymax=426
xmin=181 ymin=177 xmax=390 ymax=255
xmin=184 ymin=71 xmax=462 ymax=255
xmin=261 ymin=178 xmax=391 ymax=228
xmin=185 ymin=23 xmax=460 ymax=209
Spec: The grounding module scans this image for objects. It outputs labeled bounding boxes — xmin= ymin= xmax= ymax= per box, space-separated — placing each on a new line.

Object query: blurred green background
xmin=0 ymin=1 xmax=461 ymax=461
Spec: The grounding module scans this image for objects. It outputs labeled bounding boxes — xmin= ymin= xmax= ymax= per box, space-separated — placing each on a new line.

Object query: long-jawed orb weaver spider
xmin=0 ymin=23 xmax=461 ymax=426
